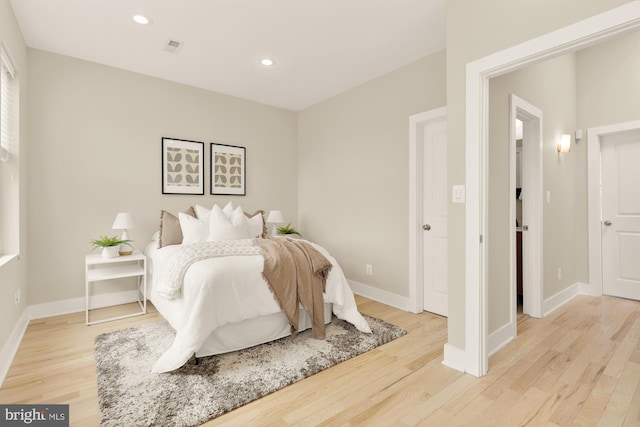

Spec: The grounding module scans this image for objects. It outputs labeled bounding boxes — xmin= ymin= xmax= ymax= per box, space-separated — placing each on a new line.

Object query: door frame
xmin=409 ymin=106 xmax=447 ymax=314
xmin=464 ymin=2 xmax=640 ymax=377
xmin=509 ymin=95 xmax=544 ymax=320
xmin=587 ymin=120 xmax=640 ymax=297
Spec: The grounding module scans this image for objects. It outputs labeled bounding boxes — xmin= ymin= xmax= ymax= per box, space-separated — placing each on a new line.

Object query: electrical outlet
xmin=557 ymin=268 xmax=562 ymax=280
xmin=14 ymin=288 xmax=20 ymax=307
xmin=365 ymin=264 xmax=373 ymax=275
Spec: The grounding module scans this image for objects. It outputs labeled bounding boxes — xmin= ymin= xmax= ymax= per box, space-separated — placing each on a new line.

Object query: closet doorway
xmin=510 ymin=95 xmax=543 ymax=327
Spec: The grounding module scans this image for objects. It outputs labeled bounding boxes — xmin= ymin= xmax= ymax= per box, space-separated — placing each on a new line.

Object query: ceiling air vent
xmin=164 ymin=39 xmax=184 ymax=54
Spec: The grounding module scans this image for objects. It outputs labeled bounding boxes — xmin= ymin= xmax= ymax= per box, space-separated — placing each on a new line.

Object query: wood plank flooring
xmin=1 ymin=295 xmax=640 ymax=426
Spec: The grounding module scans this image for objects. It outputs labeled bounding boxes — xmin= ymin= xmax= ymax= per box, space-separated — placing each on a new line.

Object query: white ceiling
xmin=9 ymin=0 xmax=446 ymax=111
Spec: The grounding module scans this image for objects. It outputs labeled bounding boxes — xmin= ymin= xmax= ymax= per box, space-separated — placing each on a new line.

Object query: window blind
xmin=0 ymin=45 xmax=16 ymax=162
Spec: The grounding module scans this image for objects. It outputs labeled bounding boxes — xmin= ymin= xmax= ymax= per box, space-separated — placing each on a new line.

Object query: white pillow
xmin=222 ymin=201 xmax=234 ymax=216
xmin=194 ymin=204 xmax=215 ymax=225
xmin=207 ymin=205 xmax=251 ymax=241
xmin=179 ymin=212 xmax=208 ymax=244
xmin=227 ymin=204 xmax=263 ymax=237
xmin=195 ymin=201 xmax=234 ymax=223
xmin=247 ymin=211 xmax=264 ymax=238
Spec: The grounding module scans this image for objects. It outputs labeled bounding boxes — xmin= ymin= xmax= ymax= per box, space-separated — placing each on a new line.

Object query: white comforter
xmin=147 ymin=239 xmax=371 ymax=373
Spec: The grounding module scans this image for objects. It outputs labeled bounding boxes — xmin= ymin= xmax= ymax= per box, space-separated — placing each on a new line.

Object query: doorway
xmin=510 ymin=95 xmax=543 ymax=323
xmin=588 ymin=121 xmax=640 ymax=299
xmin=462 ymin=4 xmax=640 ymax=377
xmin=409 ymin=107 xmax=448 ymax=316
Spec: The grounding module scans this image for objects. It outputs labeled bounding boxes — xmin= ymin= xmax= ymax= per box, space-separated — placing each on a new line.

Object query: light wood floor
xmin=2 ymin=295 xmax=640 ymax=426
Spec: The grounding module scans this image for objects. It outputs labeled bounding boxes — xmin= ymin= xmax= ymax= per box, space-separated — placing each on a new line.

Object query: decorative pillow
xmin=194 ymin=201 xmax=234 ymax=225
xmin=207 ymin=205 xmax=251 ymax=241
xmin=194 ymin=204 xmax=215 ymax=224
xmin=222 ymin=201 xmax=234 ymax=216
xmin=179 ymin=212 xmax=208 ymax=244
xmin=245 ymin=210 xmax=266 ymax=238
xmin=158 ymin=207 xmax=196 ymax=248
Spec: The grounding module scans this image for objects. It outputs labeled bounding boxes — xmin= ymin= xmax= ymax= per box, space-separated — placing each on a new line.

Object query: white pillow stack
xmin=208 ymin=205 xmax=250 ymax=241
xmin=181 ymin=201 xmax=264 ymax=243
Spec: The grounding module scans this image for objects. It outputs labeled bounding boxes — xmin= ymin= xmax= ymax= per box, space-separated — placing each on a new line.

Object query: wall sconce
xmin=557 ymin=134 xmax=571 ymax=153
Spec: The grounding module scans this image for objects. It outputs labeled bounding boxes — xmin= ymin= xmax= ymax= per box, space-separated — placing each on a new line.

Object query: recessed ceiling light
xmin=133 ymin=14 xmax=151 ymax=25
xmin=260 ymin=58 xmax=275 ymax=66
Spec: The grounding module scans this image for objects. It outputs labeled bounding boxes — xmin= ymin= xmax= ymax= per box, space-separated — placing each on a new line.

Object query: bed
xmin=145 ymin=203 xmax=371 ymax=373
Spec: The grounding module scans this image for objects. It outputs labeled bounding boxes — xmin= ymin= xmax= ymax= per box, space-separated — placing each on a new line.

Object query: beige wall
xmin=0 ymin=0 xmax=28 ymax=357
xmin=298 ymin=51 xmax=446 ymax=296
xmin=27 ymin=49 xmax=298 ymax=304
xmin=488 ymin=54 xmax=578 ymax=332
xmin=574 ymin=29 xmax=640 ymax=284
xmin=576 ymin=30 xmax=640 ymax=129
xmin=446 ymin=0 xmax=631 ymax=349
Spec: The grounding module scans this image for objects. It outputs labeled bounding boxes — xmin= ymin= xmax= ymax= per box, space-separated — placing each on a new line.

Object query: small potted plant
xmin=277 ymin=223 xmax=302 ymax=238
xmin=90 ymin=235 xmax=131 ymax=258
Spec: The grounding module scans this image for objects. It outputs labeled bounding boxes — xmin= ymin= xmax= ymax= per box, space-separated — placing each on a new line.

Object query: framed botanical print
xmin=210 ymin=143 xmax=246 ymax=196
xmin=162 ymin=137 xmax=204 ymax=195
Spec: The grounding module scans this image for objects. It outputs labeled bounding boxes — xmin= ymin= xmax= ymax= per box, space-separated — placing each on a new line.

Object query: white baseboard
xmin=29 ymin=290 xmax=140 ymax=320
xmin=578 ymin=281 xmax=599 ymax=296
xmin=442 ymin=343 xmax=466 ymax=373
xmin=0 ymin=290 xmax=140 ymax=387
xmin=543 ymin=282 xmax=582 ymax=316
xmin=0 ymin=308 xmax=29 ymax=388
xmin=484 ymin=282 xmax=584 ymax=361
xmin=488 ymin=322 xmax=516 ymax=357
xmin=347 ymin=279 xmax=412 ymax=311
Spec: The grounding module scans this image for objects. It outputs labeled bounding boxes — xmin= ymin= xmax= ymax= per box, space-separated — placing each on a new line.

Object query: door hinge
xmin=480 ymin=234 xmax=483 ymax=244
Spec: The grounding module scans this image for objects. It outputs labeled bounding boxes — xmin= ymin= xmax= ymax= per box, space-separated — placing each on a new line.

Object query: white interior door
xmin=422 ymin=117 xmax=448 ymax=316
xmin=602 ymin=129 xmax=640 ymax=300
xmin=511 ymin=95 xmax=544 ymax=320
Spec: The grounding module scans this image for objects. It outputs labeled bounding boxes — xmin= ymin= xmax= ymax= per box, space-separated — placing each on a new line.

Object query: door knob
xmin=423 ymin=224 xmax=431 ymax=231
xmin=603 ymin=220 xmax=612 ymax=226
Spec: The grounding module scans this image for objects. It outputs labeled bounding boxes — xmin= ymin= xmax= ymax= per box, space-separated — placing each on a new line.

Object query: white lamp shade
xmin=112 ymin=212 xmax=136 ymax=230
xmin=557 ymin=134 xmax=571 ymax=153
xmin=266 ymin=210 xmax=284 ymax=223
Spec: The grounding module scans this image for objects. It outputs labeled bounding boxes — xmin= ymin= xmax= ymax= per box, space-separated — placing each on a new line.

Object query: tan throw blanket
xmin=254 ymin=236 xmax=333 ymax=339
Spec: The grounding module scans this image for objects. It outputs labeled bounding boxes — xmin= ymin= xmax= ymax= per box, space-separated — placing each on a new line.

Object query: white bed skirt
xmin=195 ymin=302 xmax=333 ymax=357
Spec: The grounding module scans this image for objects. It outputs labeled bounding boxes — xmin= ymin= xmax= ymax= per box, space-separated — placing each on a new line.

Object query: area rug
xmin=94 ymin=315 xmax=407 ymax=427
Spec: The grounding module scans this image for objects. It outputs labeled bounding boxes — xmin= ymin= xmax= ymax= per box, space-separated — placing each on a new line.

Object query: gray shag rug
xmin=94 ymin=316 xmax=407 ymax=427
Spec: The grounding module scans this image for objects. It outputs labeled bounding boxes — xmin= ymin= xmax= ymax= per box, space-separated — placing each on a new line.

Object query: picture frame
xmin=210 ymin=143 xmax=246 ymax=196
xmin=162 ymin=137 xmax=204 ymax=195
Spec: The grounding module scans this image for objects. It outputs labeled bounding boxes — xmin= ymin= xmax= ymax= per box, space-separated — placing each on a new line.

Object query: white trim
xmin=348 ymin=279 xmax=412 ymax=312
xmin=465 ymin=58 xmax=488 ymax=378
xmin=465 ymin=1 xmax=640 ymax=378
xmin=30 ymin=289 xmax=140 ymax=320
xmin=542 ymin=283 xmax=582 ymax=316
xmin=487 ymin=281 xmax=584 ymax=359
xmin=510 ymin=95 xmax=544 ymax=320
xmin=409 ymin=107 xmax=447 ymax=314
xmin=0 ymin=253 xmax=18 ymax=269
xmin=488 ymin=322 xmax=515 ymax=357
xmin=587 ymin=121 xmax=640 ymax=297
xmin=0 ymin=308 xmax=29 ymax=387
xmin=442 ymin=343 xmax=466 ymax=372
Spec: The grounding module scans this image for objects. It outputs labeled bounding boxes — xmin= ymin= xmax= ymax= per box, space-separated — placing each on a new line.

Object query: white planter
xmin=101 ymin=246 xmax=120 ymax=258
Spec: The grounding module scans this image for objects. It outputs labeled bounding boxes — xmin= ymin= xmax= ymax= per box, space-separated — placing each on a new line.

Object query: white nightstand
xmin=85 ymin=250 xmax=147 ymax=325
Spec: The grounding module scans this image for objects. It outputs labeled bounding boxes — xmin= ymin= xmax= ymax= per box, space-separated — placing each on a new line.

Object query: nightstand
xmin=85 ymin=250 xmax=147 ymax=325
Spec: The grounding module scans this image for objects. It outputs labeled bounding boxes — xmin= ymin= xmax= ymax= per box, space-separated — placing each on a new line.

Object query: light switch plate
xmin=452 ymin=185 xmax=465 ymax=203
